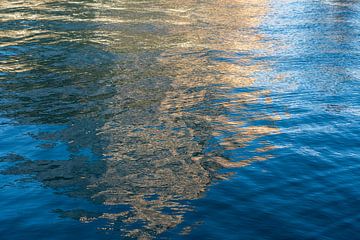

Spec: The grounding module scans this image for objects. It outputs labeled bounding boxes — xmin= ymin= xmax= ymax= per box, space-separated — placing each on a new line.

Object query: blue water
xmin=0 ymin=0 xmax=359 ymax=239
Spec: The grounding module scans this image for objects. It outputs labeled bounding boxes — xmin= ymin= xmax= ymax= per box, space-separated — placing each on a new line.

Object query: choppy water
xmin=0 ymin=0 xmax=359 ymax=239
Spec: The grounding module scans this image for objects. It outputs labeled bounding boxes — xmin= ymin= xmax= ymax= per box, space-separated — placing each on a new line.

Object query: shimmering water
xmin=0 ymin=0 xmax=359 ymax=239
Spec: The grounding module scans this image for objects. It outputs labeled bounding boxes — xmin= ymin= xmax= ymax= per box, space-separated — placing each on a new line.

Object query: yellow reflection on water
xmin=95 ymin=0 xmax=281 ymax=238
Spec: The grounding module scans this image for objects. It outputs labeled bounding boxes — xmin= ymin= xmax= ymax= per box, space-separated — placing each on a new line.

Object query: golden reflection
xmin=93 ymin=0 xmax=281 ymax=238
xmin=157 ymin=0 xmax=280 ymax=167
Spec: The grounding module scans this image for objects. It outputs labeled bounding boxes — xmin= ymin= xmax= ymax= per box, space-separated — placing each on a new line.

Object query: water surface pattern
xmin=0 ymin=0 xmax=359 ymax=239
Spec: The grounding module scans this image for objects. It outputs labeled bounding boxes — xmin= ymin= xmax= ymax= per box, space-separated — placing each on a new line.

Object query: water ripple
xmin=0 ymin=0 xmax=359 ymax=239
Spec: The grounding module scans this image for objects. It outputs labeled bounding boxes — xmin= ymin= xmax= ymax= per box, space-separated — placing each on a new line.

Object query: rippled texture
xmin=0 ymin=0 xmax=359 ymax=239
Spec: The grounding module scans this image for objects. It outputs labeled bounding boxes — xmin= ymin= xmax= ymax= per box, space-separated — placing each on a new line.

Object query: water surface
xmin=0 ymin=0 xmax=359 ymax=239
